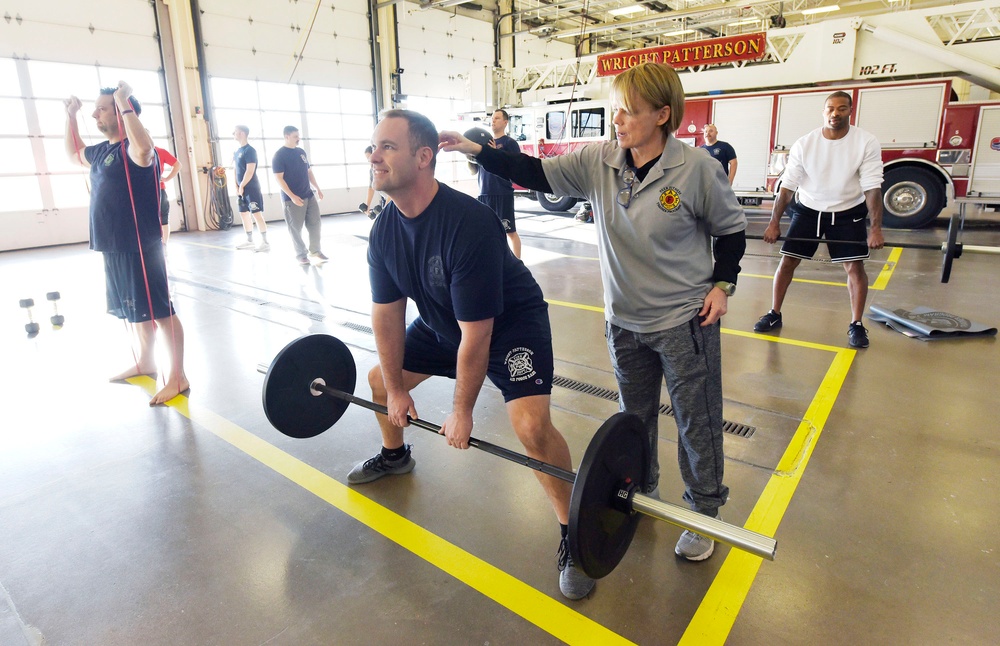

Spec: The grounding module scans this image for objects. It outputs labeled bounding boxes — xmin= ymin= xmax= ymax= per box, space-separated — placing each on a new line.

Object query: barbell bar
xmin=745 ymin=214 xmax=1000 ymax=283
xmin=260 ymin=334 xmax=777 ymax=580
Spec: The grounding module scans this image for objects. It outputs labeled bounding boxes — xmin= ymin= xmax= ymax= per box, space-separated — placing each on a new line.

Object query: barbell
xmin=745 ymin=215 xmax=1000 ymax=283
xmin=260 ymin=333 xmax=777 ymax=579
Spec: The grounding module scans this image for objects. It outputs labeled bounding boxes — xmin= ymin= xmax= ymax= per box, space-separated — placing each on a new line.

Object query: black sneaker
xmin=753 ymin=309 xmax=783 ymax=333
xmin=848 ymin=321 xmax=869 ymax=348
xmin=557 ymin=536 xmax=595 ymax=600
xmin=347 ymin=445 xmax=415 ymax=484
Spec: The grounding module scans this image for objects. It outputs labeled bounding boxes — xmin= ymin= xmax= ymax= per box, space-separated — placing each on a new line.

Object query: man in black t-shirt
xmin=273 ymin=125 xmax=326 ymax=265
xmin=233 ymin=125 xmax=268 ymax=251
xmin=349 ymin=109 xmax=595 ymax=601
xmin=478 ymin=109 xmax=522 ymax=258
xmin=65 ymin=82 xmax=189 ymax=406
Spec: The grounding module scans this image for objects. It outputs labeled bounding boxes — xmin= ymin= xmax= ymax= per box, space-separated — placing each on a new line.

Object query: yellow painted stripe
xmin=871 ymin=246 xmax=903 ymax=290
xmin=740 ymin=272 xmax=847 ymax=287
xmin=679 ymin=348 xmax=856 ymax=644
xmin=545 ymin=298 xmax=605 ymax=313
xmin=129 ymin=377 xmax=633 ymax=646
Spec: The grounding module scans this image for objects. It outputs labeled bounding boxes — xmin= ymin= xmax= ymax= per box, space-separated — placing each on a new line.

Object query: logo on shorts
xmin=427 ymin=255 xmax=446 ymax=287
xmin=104 ymin=153 xmax=116 ymax=167
xmin=249 ymin=201 xmax=260 ymax=211
xmin=505 ymin=346 xmax=537 ymax=382
xmin=502 ymin=219 xmax=512 ymax=232
xmin=658 ymin=186 xmax=682 ymax=212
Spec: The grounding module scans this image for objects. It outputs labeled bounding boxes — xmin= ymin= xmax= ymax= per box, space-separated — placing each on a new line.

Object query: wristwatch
xmin=714 ymin=281 xmax=736 ymax=296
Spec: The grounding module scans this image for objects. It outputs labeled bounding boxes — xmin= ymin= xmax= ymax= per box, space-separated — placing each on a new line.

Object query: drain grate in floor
xmin=552 ymin=374 xmax=755 ymax=439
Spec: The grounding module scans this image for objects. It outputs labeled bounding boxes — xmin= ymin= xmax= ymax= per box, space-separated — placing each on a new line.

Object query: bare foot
xmin=149 ymin=376 xmax=190 ymax=406
xmin=109 ymin=364 xmax=157 ymax=382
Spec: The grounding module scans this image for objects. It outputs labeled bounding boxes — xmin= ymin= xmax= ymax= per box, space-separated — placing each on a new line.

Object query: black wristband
xmin=121 ymin=109 xmax=135 ymax=115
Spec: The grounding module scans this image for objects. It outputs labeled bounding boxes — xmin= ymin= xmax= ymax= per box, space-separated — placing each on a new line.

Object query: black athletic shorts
xmin=402 ymin=316 xmax=553 ymax=402
xmin=104 ymin=246 xmax=175 ymax=323
xmin=478 ymin=194 xmax=516 ymax=233
xmin=238 ymin=186 xmax=264 ymax=214
xmin=780 ymin=200 xmax=870 ymax=262
xmin=158 ymin=188 xmax=170 ymax=225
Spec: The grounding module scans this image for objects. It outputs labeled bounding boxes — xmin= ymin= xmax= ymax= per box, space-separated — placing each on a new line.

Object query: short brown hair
xmin=610 ymin=63 xmax=685 ymax=134
xmin=378 ymin=109 xmax=439 ymax=169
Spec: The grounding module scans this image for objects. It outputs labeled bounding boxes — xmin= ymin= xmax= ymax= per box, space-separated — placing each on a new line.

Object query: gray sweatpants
xmin=606 ymin=318 xmax=729 ymax=516
xmin=282 ymin=196 xmax=322 ymax=260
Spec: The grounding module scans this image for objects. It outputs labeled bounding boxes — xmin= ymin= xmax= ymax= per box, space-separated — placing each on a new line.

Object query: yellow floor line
xmin=740 ymin=272 xmax=847 ymax=287
xmin=679 ymin=348 xmax=856 ymax=644
xmin=129 ymin=376 xmax=633 ymax=646
xmin=545 ymin=298 xmax=604 ymax=313
xmin=871 ymin=246 xmax=903 ymax=290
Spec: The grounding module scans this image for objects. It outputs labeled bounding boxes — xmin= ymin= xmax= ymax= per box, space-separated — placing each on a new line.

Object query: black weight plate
xmin=568 ymin=412 xmax=648 ymax=579
xmin=941 ymin=211 xmax=960 ymax=283
xmin=262 ymin=334 xmax=357 ymax=438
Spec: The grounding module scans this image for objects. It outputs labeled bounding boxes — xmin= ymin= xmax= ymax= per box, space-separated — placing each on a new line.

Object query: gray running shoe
xmin=675 ymin=529 xmax=715 ymax=561
xmin=236 ymin=240 xmax=255 ymax=250
xmin=347 ymin=445 xmax=415 ymax=484
xmin=557 ymin=536 xmax=596 ymax=600
xmin=309 ymin=251 xmax=329 ymax=264
xmin=255 ymin=242 xmax=270 ymax=252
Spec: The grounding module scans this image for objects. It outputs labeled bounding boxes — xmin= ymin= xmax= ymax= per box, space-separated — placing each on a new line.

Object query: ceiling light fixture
xmin=800 ymin=4 xmax=840 ymax=15
xmin=663 ymin=28 xmax=695 ymax=37
xmin=727 ymin=18 xmax=761 ymax=26
xmin=609 ymin=5 xmax=645 ymax=17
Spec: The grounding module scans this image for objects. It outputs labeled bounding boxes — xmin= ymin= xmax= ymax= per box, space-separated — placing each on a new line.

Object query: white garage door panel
xmin=775 ymin=92 xmax=827 ymax=150
xmin=712 ymin=96 xmax=772 ymax=192
xmin=969 ymin=106 xmax=1000 ymax=196
xmin=200 ymin=0 xmax=333 ymax=26
xmin=0 ymin=23 xmax=158 ymax=69
xmin=9 ymin=1 xmax=155 ymax=35
xmin=291 ymin=60 xmax=373 ymax=90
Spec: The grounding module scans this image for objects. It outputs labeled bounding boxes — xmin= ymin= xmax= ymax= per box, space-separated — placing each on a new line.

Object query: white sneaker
xmin=308 ymin=251 xmax=329 ymax=264
xmin=236 ymin=240 xmax=255 ymax=250
xmin=675 ymin=529 xmax=716 ymax=561
xmin=255 ymin=242 xmax=270 ymax=252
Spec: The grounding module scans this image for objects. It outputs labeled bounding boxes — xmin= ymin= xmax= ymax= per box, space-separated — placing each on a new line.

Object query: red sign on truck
xmin=596 ymin=33 xmax=767 ymax=76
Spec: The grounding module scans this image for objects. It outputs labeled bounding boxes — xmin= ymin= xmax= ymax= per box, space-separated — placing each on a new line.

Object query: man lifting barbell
xmin=354 ymin=109 xmax=595 ymax=600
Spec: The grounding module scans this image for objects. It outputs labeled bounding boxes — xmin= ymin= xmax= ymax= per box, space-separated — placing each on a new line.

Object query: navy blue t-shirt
xmin=272 ymin=146 xmax=313 ymax=202
xmin=368 ymin=183 xmax=547 ymax=346
xmin=700 ymin=140 xmax=737 ymax=175
xmin=478 ymin=135 xmax=521 ymax=196
xmin=234 ymin=144 xmax=260 ymax=191
xmin=85 ymin=140 xmax=162 ymax=252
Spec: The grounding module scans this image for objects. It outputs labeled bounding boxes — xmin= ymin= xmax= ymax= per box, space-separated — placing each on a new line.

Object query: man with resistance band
xmin=65 ymin=81 xmax=189 ymax=405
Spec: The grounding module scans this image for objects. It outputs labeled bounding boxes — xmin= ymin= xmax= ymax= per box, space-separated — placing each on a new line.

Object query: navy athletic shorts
xmin=103 ymin=246 xmax=175 ymax=323
xmin=238 ymin=186 xmax=264 ymax=214
xmin=478 ymin=194 xmax=517 ymax=233
xmin=158 ymin=188 xmax=170 ymax=225
xmin=402 ymin=316 xmax=553 ymax=402
xmin=780 ymin=200 xmax=870 ymax=262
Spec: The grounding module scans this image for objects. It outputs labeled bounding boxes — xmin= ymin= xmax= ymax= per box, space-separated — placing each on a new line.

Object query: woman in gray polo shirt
xmin=440 ymin=62 xmax=747 ymax=562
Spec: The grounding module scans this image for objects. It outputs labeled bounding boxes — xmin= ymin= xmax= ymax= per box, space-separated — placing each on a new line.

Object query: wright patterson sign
xmin=596 ymin=33 xmax=767 ymax=76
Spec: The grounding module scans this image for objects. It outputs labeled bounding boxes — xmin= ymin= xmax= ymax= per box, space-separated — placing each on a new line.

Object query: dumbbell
xmin=47 ymin=291 xmax=64 ymax=329
xmin=368 ymin=203 xmax=382 ymax=220
xmin=19 ymin=298 xmax=39 ymax=338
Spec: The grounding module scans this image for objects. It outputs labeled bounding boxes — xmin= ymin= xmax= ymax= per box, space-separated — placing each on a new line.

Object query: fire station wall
xmin=0 ymin=0 xmax=164 ymax=251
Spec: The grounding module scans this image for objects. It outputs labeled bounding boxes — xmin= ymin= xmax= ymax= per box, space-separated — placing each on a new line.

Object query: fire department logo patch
xmin=658 ymin=186 xmax=682 ymax=212
xmin=505 ymin=346 xmax=537 ymax=382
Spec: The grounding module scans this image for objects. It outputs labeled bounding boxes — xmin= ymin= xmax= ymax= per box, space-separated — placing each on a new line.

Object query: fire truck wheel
xmin=536 ymin=191 xmax=579 ymax=212
xmin=881 ymin=166 xmax=945 ymax=229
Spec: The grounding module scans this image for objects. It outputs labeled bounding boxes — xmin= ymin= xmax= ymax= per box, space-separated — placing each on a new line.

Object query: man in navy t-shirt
xmin=349 ymin=109 xmax=595 ymax=601
xmin=272 ymin=125 xmax=326 ymax=265
xmin=233 ymin=125 xmax=268 ymax=251
xmin=65 ymin=81 xmax=189 ymax=405
xmin=700 ymin=124 xmax=738 ymax=185
xmin=478 ymin=109 xmax=522 ymax=258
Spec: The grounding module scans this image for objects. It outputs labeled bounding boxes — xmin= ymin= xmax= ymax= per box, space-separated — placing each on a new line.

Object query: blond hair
xmin=610 ymin=63 xmax=685 ymax=134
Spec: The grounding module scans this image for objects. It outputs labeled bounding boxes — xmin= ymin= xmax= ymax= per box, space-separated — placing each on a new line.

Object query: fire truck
xmin=495 ymin=0 xmax=1000 ymax=228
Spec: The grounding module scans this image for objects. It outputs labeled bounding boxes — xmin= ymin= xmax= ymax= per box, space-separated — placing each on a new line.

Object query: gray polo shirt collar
xmin=600 ymin=134 xmax=686 ymax=199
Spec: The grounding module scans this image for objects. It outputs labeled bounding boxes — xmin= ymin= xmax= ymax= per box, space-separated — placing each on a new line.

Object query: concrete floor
xmin=2 ymin=200 xmax=998 ymax=645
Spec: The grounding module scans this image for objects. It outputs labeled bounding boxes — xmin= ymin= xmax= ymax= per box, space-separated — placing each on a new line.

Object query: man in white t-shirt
xmin=754 ymin=91 xmax=885 ymax=348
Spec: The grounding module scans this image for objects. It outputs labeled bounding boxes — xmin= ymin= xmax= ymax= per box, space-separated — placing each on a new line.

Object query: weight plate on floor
xmin=568 ymin=412 xmax=648 ymax=579
xmin=262 ymin=334 xmax=357 ymax=438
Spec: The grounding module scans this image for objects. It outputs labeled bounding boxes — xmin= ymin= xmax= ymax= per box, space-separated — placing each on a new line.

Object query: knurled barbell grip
xmin=310 ymin=380 xmax=577 ymax=483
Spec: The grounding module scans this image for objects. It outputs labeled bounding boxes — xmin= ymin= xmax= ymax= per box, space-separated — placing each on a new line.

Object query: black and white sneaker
xmin=753 ymin=309 xmax=783 ymax=333
xmin=848 ymin=321 xmax=869 ymax=348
